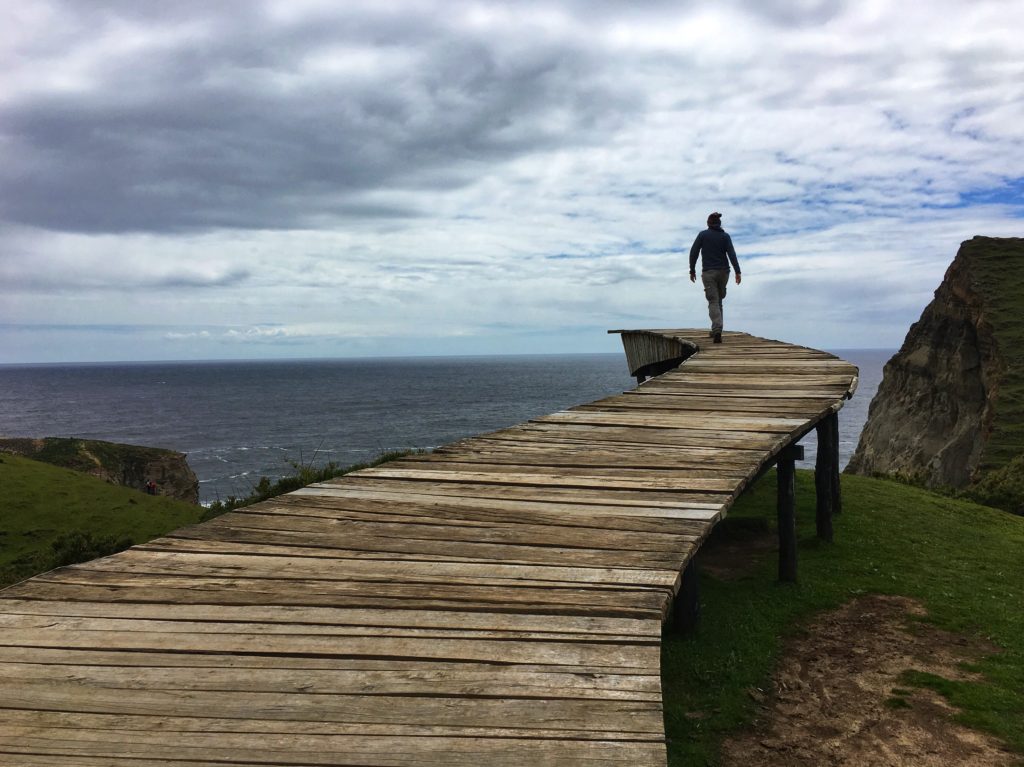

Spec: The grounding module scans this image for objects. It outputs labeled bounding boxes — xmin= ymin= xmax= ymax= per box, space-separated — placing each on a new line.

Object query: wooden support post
xmin=815 ymin=415 xmax=835 ymax=542
xmin=672 ymin=559 xmax=700 ymax=633
xmin=777 ymin=444 xmax=803 ymax=583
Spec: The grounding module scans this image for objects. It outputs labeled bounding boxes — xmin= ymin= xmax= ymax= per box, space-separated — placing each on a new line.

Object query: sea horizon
xmin=0 ymin=349 xmax=893 ymax=504
xmin=0 ymin=346 xmax=895 ymax=368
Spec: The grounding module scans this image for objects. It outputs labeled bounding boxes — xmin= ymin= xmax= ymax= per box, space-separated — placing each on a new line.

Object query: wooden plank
xmin=51 ymin=538 xmax=697 ymax=573
xmin=60 ymin=551 xmax=683 ymax=590
xmin=575 ymin=398 xmax=836 ymax=413
xmin=325 ymin=474 xmax=743 ymax=508
xmin=0 ymin=704 xmax=663 ymax=741
xmin=199 ymin=503 xmax=714 ymax=544
xmin=0 ymin=699 xmax=665 ymax=735
xmin=4 ymin=576 xmax=673 ymax=619
xmin=260 ymin=492 xmax=723 ymax=531
xmin=378 ymin=461 xmax=753 ymax=482
xmin=0 ymin=727 xmax=667 ymax=766
xmin=0 ymin=600 xmax=659 ymax=638
xmin=307 ymin=478 xmax=731 ymax=508
xmin=175 ymin=531 xmax=693 ymax=573
xmin=0 ymin=708 xmax=666 ymax=742
xmin=0 ymin=626 xmax=664 ymax=670
xmin=130 ymin=536 xmax=703 ymax=575
xmin=532 ymin=410 xmax=807 ymax=432
xmin=676 ymin=358 xmax=853 ymax=367
xmin=435 ymin=441 xmax=764 ymax=466
xmin=5 ymin=577 xmax=670 ymax=618
xmin=0 ymin=645 xmax=659 ymax=679
xmin=629 ymin=386 xmax=850 ymax=400
xmin=0 ymin=661 xmax=663 ymax=701
xmin=354 ymin=467 xmax=739 ymax=493
xmin=498 ymin=423 xmax=789 ymax=451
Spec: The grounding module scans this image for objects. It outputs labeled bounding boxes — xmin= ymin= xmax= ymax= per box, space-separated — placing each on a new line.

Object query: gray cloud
xmin=1 ymin=0 xmax=1022 ymax=362
xmin=2 ymin=2 xmax=640 ymax=233
xmin=154 ymin=268 xmax=251 ymax=289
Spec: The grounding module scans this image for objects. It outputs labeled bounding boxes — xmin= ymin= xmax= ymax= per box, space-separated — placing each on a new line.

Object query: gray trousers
xmin=701 ymin=270 xmax=729 ymax=333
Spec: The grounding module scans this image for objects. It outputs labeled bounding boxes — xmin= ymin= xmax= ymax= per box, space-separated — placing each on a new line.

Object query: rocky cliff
xmin=847 ymin=236 xmax=1024 ymax=513
xmin=0 ymin=437 xmax=200 ymax=504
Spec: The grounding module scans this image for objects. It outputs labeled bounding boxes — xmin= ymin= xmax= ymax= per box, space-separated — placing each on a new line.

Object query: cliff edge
xmin=0 ymin=437 xmax=200 ymax=504
xmin=846 ymin=236 xmax=1024 ymax=514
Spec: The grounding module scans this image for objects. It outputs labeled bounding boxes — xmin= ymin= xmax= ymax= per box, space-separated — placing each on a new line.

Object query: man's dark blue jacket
xmin=689 ymin=225 xmax=741 ymax=274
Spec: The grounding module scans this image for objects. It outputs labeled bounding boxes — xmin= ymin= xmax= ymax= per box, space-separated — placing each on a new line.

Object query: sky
xmin=1 ymin=0 xmax=1022 ymax=363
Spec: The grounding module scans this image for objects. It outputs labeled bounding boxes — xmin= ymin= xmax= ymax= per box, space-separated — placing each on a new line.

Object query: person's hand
xmin=735 ymin=273 xmax=742 ymax=285
xmin=689 ymin=272 xmax=696 ymax=283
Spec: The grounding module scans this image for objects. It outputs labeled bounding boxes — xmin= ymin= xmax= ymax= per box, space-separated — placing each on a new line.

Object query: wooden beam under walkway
xmin=0 ymin=329 xmax=858 ymax=767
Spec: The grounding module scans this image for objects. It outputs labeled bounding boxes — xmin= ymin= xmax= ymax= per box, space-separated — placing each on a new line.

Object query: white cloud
xmin=0 ymin=0 xmax=1021 ymax=362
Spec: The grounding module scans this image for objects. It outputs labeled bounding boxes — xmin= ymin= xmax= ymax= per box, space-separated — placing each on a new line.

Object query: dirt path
xmin=719 ymin=594 xmax=1016 ymax=767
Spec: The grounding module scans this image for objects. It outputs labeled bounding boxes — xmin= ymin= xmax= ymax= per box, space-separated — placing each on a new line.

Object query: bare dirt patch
xmin=720 ymin=594 xmax=1016 ymax=767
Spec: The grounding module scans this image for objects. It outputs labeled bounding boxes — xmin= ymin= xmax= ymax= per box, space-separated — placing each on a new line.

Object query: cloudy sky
xmin=1 ymin=0 xmax=1021 ymax=363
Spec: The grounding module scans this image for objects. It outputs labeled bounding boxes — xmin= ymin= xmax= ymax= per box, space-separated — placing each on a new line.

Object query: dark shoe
xmin=713 ymin=332 xmax=722 ymax=344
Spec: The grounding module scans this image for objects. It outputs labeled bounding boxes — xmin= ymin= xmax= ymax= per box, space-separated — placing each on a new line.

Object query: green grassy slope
xmin=968 ymin=237 xmax=1024 ymax=509
xmin=0 ymin=453 xmax=205 ymax=588
xmin=0 ymin=436 xmax=182 ymax=475
xmin=663 ymin=470 xmax=1024 ymax=766
xmin=958 ymin=234 xmax=1024 ymax=507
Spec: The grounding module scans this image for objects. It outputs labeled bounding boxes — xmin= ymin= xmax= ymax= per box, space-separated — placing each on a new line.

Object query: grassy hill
xmin=964 ymin=237 xmax=1024 ymax=512
xmin=663 ymin=470 xmax=1024 ymax=765
xmin=0 ymin=452 xmax=205 ymax=588
xmin=971 ymin=237 xmax=1024 ymax=469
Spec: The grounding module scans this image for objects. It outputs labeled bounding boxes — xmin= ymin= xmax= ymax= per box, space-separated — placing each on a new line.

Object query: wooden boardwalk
xmin=0 ymin=330 xmax=857 ymax=766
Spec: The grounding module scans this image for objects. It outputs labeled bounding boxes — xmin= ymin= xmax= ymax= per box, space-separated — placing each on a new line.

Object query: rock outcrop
xmin=0 ymin=437 xmax=200 ymax=504
xmin=847 ymin=236 xmax=1024 ymax=513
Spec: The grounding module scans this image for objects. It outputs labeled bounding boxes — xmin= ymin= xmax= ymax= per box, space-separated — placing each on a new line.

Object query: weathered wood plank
xmin=191 ymin=506 xmax=713 ymax=548
xmin=306 ymin=478 xmax=731 ymax=508
xmin=532 ymin=410 xmax=808 ymax=432
xmin=0 ymin=645 xmax=660 ymax=678
xmin=380 ymin=459 xmax=753 ymax=480
xmin=354 ymin=467 xmax=739 ymax=492
xmin=0 ymin=628 xmax=664 ymax=670
xmin=0 ymin=661 xmax=663 ymax=701
xmin=0 ymin=726 xmax=667 ymax=766
xmin=59 ymin=550 xmax=683 ymax=590
xmin=265 ymin=490 xmax=725 ymax=527
xmin=9 ymin=570 xmax=673 ymax=615
xmin=0 ymin=599 xmax=658 ymax=638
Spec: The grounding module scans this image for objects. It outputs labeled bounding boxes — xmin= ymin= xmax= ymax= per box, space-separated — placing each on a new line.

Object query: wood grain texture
xmin=0 ymin=330 xmax=857 ymax=767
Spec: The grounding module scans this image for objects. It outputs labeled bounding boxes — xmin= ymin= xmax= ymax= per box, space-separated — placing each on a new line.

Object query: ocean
xmin=0 ymin=349 xmax=891 ymax=506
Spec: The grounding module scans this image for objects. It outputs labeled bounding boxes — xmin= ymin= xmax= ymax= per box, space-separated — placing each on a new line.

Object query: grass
xmin=200 ymin=449 xmax=413 ymax=520
xmin=662 ymin=469 xmax=1024 ymax=766
xmin=0 ymin=452 xmax=205 ymax=588
xmin=1 ymin=449 xmax=416 ymax=586
xmin=0 ymin=436 xmax=187 ymax=475
xmin=966 ymin=237 xmax=1024 ymax=500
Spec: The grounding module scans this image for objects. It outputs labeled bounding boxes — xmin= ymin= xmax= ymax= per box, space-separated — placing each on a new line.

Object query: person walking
xmin=689 ymin=211 xmax=741 ymax=343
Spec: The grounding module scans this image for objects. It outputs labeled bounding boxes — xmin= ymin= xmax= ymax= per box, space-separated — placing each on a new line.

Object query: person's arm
xmin=688 ymin=233 xmax=702 ymax=282
xmin=726 ymin=234 xmax=741 ymax=283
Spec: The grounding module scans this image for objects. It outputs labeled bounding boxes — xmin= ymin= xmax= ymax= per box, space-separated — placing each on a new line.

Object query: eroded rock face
xmin=846 ymin=241 xmax=1001 ymax=488
xmin=0 ymin=437 xmax=200 ymax=504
